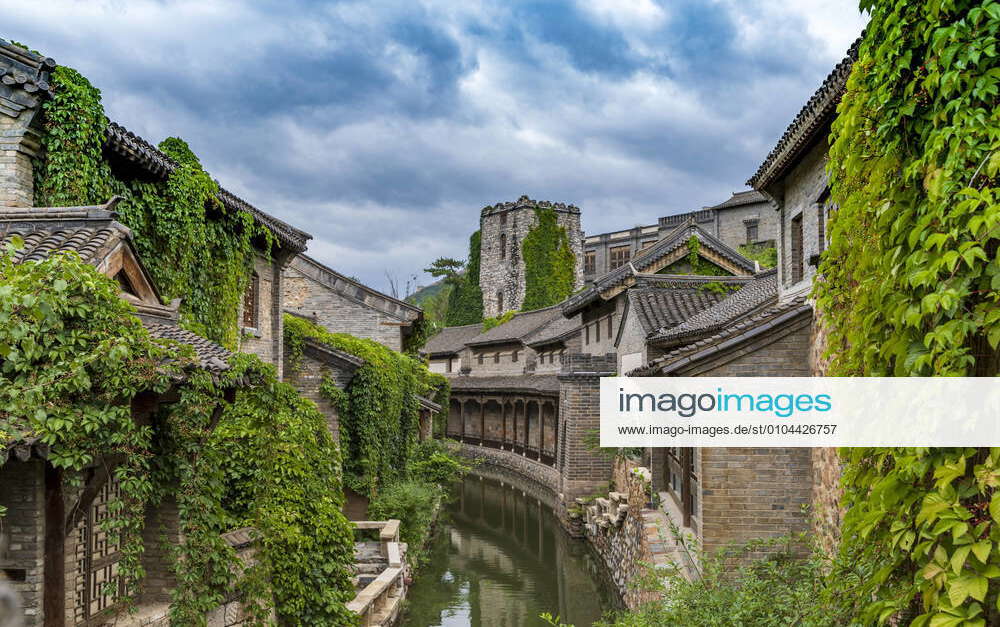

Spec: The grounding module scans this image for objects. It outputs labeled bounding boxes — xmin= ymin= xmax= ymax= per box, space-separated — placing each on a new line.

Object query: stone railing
xmin=347 ymin=520 xmax=407 ymax=627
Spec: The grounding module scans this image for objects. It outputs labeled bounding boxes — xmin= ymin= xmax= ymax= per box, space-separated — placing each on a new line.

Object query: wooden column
xmin=43 ymin=464 xmax=65 ymax=627
xmin=539 ymin=402 xmax=545 ymax=462
xmin=479 ymin=397 xmax=486 ymax=445
xmin=460 ymin=399 xmax=467 ymax=441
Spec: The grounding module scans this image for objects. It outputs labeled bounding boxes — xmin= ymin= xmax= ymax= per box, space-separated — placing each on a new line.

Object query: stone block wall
xmin=581 ymin=461 xmax=669 ymax=609
xmin=0 ymin=460 xmax=45 ymax=626
xmin=716 ymin=199 xmax=779 ymax=250
xmin=480 ymin=199 xmax=583 ymax=318
xmin=557 ymin=354 xmax=615 ymax=504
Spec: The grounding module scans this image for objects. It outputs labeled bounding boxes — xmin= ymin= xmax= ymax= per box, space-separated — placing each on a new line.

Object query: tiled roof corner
xmin=747 ymin=36 xmax=862 ymax=189
xmin=421 ymin=322 xmax=486 ymax=357
xmin=630 ymin=295 xmax=811 ymax=376
xmin=564 ymin=223 xmax=755 ymax=315
xmin=648 ymin=268 xmax=778 ymax=345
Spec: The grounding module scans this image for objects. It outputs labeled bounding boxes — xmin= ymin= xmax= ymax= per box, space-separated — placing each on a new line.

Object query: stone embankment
xmin=574 ymin=460 xmax=675 ymax=609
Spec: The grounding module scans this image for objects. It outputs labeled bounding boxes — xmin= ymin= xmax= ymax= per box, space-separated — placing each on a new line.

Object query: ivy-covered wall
xmin=32 ymin=66 xmax=271 ymax=350
xmin=812 ymin=1 xmax=1000 ymax=624
xmin=4 ymin=57 xmax=360 ymax=624
xmin=284 ymin=314 xmax=449 ymax=497
xmin=522 ymin=207 xmax=577 ymax=311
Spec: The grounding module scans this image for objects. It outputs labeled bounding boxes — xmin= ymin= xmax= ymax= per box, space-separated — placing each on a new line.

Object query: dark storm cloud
xmin=1 ymin=0 xmax=866 ymax=290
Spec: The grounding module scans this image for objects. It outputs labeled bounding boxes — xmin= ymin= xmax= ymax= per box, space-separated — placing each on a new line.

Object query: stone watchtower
xmin=479 ymin=195 xmax=584 ymax=318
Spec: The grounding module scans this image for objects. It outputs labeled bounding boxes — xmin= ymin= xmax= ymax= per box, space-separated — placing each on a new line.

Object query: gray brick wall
xmin=283 ymin=348 xmax=355 ymax=441
xmin=0 ymin=459 xmax=45 ymax=626
xmin=557 ymin=354 xmax=616 ymax=502
xmin=480 ymin=201 xmax=583 ymax=318
xmin=283 ymin=263 xmax=405 ymax=352
xmin=661 ymin=311 xmax=814 ymax=556
xmin=774 ymin=142 xmax=829 ymax=294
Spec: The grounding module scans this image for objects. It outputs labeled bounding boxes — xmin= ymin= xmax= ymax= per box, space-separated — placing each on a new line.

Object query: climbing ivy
xmin=14 ymin=58 xmax=358 ymax=623
xmin=482 ymin=310 xmax=515 ymax=331
xmin=737 ymin=243 xmax=778 ymax=269
xmin=0 ymin=244 xmax=358 ymax=624
xmin=33 ymin=64 xmax=269 ymax=350
xmin=812 ymin=1 xmax=1000 ymax=624
xmin=284 ymin=314 xmax=449 ymax=497
xmin=0 ymin=244 xmax=174 ymax=609
xmin=444 ymin=230 xmax=484 ymax=326
xmin=522 ymin=207 xmax=576 ymax=310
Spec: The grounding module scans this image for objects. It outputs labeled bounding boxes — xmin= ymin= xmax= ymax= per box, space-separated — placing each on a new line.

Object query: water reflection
xmin=402 ymin=474 xmax=616 ymax=627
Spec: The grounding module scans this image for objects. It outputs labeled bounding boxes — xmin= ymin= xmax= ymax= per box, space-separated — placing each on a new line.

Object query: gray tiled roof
xmin=647 ymin=269 xmax=778 ymax=345
xmin=144 ymin=322 xmax=233 ymax=374
xmin=448 ymin=374 xmax=560 ymax=395
xmin=289 ymin=254 xmax=421 ymax=323
xmin=627 ymin=287 xmax=728 ymax=336
xmin=0 ymin=204 xmax=128 ymax=265
xmin=630 ymin=296 xmax=810 ymax=376
xmin=0 ymin=203 xmax=236 ymax=375
xmin=422 ymin=323 xmax=485 ymax=356
xmin=466 ymin=306 xmax=564 ymax=347
xmin=564 ymin=222 xmax=755 ymax=315
xmin=104 ymin=122 xmax=312 ymax=253
xmin=524 ymin=312 xmax=581 ymax=348
xmin=747 ymin=36 xmax=861 ymax=189
xmin=710 ymin=190 xmax=769 ymax=210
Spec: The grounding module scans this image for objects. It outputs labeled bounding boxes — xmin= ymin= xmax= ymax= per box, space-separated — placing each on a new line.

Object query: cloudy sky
xmin=4 ymin=0 xmax=866 ymax=293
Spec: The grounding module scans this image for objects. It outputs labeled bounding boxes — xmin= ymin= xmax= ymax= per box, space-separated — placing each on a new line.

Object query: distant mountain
xmin=406 ymin=277 xmax=448 ymax=306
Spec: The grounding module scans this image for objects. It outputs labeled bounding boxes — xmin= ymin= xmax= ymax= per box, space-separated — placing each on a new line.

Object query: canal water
xmin=401 ymin=474 xmax=618 ymax=627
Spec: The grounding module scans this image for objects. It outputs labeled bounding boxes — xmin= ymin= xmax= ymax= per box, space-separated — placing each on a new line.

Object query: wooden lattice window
xmin=72 ymin=476 xmax=125 ymax=624
xmin=790 ymin=213 xmax=804 ymax=284
xmin=243 ymin=272 xmax=259 ymax=328
xmin=746 ymin=222 xmax=759 ymax=243
xmin=584 ymin=251 xmax=596 ymax=275
xmin=609 ymin=246 xmax=630 ymax=270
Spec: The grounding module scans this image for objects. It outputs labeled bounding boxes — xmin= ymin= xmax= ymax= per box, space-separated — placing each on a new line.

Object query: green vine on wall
xmin=284 ymin=314 xmax=449 ymax=497
xmin=33 ymin=65 xmax=269 ymax=350
xmin=522 ymin=207 xmax=576 ymax=311
xmin=15 ymin=58 xmax=357 ymax=623
xmin=812 ymin=1 xmax=1000 ymax=624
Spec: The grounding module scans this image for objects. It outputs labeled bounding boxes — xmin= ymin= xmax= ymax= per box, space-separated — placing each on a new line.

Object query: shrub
xmin=368 ymin=479 xmax=441 ymax=550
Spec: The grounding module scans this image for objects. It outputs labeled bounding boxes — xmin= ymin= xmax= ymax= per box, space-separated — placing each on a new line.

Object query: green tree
xmin=439 ymin=231 xmax=483 ymax=325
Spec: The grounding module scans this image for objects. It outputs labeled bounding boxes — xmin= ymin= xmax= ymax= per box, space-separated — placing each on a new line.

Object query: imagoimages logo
xmin=601 ymin=376 xmax=1000 ymax=447
xmin=617 ymin=387 xmax=833 ymax=418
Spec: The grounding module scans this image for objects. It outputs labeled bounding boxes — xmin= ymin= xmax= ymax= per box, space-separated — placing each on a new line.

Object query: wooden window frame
xmin=664 ymin=447 xmax=698 ymax=527
xmin=242 ymin=272 xmax=260 ymax=329
xmin=790 ymin=213 xmax=804 ymax=284
xmin=584 ymin=251 xmax=596 ymax=274
xmin=609 ymin=245 xmax=631 ymax=271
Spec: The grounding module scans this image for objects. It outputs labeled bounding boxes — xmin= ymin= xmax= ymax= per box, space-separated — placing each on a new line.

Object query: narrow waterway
xmin=401 ymin=474 xmax=618 ymax=627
